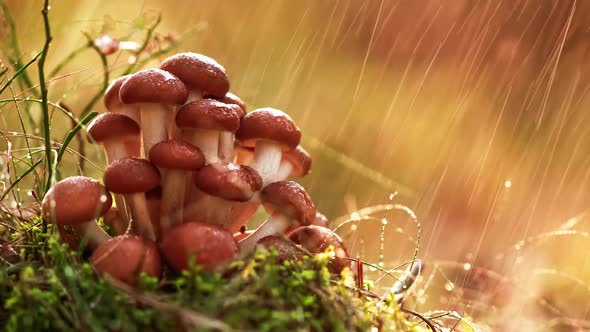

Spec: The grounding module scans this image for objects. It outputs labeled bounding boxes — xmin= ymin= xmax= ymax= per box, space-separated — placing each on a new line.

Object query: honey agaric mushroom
xmin=90 ymin=235 xmax=161 ymax=286
xmin=235 ymin=108 xmax=301 ymax=185
xmin=257 ymin=235 xmax=306 ymax=263
xmin=149 ymin=140 xmax=205 ymax=232
xmin=41 ymin=176 xmax=112 ymax=249
xmin=160 ymin=52 xmax=230 ymax=103
xmin=186 ymin=162 xmax=262 ymax=231
xmin=161 ymin=222 xmax=238 ymax=273
xmin=104 ymin=157 xmax=159 ymax=241
xmin=176 ymin=99 xmax=241 ymax=163
xmin=104 ymin=75 xmax=138 ymax=123
xmin=289 ymin=225 xmax=352 ymax=274
xmin=238 ymin=180 xmax=316 ymax=257
xmin=119 ymin=69 xmax=188 ymax=157
xmin=273 ymin=145 xmax=311 ymax=182
xmin=205 ymin=91 xmax=246 ymax=162
xmin=286 ymin=210 xmax=329 ymax=234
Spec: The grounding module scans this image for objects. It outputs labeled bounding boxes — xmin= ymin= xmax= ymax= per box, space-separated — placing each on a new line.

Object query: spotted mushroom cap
xmin=235 ymin=108 xmax=301 ymax=150
xmin=282 ymin=145 xmax=311 ymax=177
xmin=42 ymin=176 xmax=112 ymax=226
xmin=260 ymin=180 xmax=316 ymax=225
xmin=90 ymin=235 xmax=161 ymax=286
xmin=104 ymin=157 xmax=161 ymax=194
xmin=87 ymin=113 xmax=140 ymax=143
xmin=149 ymin=140 xmax=205 ymax=170
xmin=119 ymin=69 xmax=188 ymax=105
xmin=194 ymin=162 xmax=262 ymax=202
xmin=176 ymin=99 xmax=241 ymax=132
xmin=160 ymin=52 xmax=230 ymax=97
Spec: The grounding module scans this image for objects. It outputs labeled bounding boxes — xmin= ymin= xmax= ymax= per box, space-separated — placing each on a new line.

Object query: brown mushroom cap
xmin=176 ymin=99 xmax=241 ymax=132
xmin=288 ymin=225 xmax=351 ymax=273
xmin=161 ymin=221 xmax=238 ymax=272
xmin=87 ymin=113 xmax=140 ymax=143
xmin=104 ymin=157 xmax=161 ymax=194
xmin=204 ymin=92 xmax=246 ymax=117
xmin=119 ymin=69 xmax=188 ymax=105
xmin=160 ymin=52 xmax=229 ymax=97
xmin=149 ymin=140 xmax=205 ymax=170
xmin=261 ymin=180 xmax=316 ymax=224
xmin=282 ymin=145 xmax=312 ymax=177
xmin=42 ymin=176 xmax=112 ymax=226
xmin=257 ymin=235 xmax=305 ymax=262
xmin=103 ymin=75 xmax=130 ymax=110
xmin=194 ymin=162 xmax=262 ymax=202
xmin=235 ymin=108 xmax=301 ymax=149
xmin=90 ymin=235 xmax=161 ymax=286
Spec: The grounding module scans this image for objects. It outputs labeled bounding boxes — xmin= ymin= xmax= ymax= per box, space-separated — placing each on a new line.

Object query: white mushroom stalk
xmin=139 ymin=103 xmax=171 ymax=157
xmin=251 ymin=141 xmax=282 ymax=185
xmin=124 ymin=193 xmax=156 ymax=241
xmin=238 ymin=214 xmax=290 ymax=258
xmin=71 ymin=221 xmax=112 ymax=249
xmin=184 ymin=129 xmax=219 ymax=163
xmin=218 ymin=132 xmax=235 ymax=162
xmin=160 ymin=170 xmax=187 ymax=230
xmin=274 ymin=160 xmax=293 ymax=182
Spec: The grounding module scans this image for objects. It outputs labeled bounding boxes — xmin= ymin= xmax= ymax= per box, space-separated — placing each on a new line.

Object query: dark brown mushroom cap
xmin=160 ymin=52 xmax=229 ymax=97
xmin=204 ymin=92 xmax=246 ymax=117
xmin=149 ymin=140 xmax=205 ymax=170
xmin=103 ymin=75 xmax=130 ymax=110
xmin=90 ymin=235 xmax=161 ymax=286
xmin=261 ymin=180 xmax=316 ymax=224
xmin=194 ymin=162 xmax=262 ymax=202
xmin=87 ymin=113 xmax=140 ymax=143
xmin=42 ymin=176 xmax=112 ymax=226
xmin=176 ymin=99 xmax=241 ymax=132
xmin=288 ymin=225 xmax=351 ymax=273
xmin=161 ymin=222 xmax=238 ymax=272
xmin=104 ymin=157 xmax=161 ymax=194
xmin=282 ymin=145 xmax=311 ymax=177
xmin=235 ymin=108 xmax=301 ymax=149
xmin=119 ymin=69 xmax=188 ymax=105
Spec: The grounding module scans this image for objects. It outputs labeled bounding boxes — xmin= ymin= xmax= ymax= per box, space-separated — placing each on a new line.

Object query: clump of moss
xmin=0 ymin=220 xmax=421 ymax=332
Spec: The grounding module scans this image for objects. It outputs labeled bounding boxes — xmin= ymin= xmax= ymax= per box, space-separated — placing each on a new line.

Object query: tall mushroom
xmin=104 ymin=157 xmax=160 ymax=241
xmin=149 ymin=140 xmax=205 ymax=232
xmin=273 ymin=145 xmax=311 ymax=182
xmin=161 ymin=222 xmax=238 ymax=273
xmin=119 ymin=69 xmax=188 ymax=157
xmin=238 ymin=180 xmax=316 ymax=257
xmin=176 ymin=99 xmax=241 ymax=163
xmin=90 ymin=235 xmax=161 ymax=286
xmin=235 ymin=108 xmax=301 ymax=185
xmin=41 ymin=176 xmax=112 ymax=249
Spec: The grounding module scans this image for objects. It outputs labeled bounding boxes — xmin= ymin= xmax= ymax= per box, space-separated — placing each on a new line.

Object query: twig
xmin=79 ymin=32 xmax=109 ymax=118
xmin=123 ymin=15 xmax=162 ymax=75
xmin=38 ymin=0 xmax=53 ymax=198
xmin=400 ymin=307 xmax=438 ymax=332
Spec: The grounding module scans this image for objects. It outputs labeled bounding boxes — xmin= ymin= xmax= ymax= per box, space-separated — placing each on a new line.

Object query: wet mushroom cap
xmin=42 ymin=176 xmax=112 ymax=225
xmin=87 ymin=113 xmax=140 ymax=142
xmin=261 ymin=180 xmax=316 ymax=224
xmin=160 ymin=52 xmax=230 ymax=97
xmin=283 ymin=145 xmax=312 ymax=177
xmin=149 ymin=140 xmax=205 ymax=170
xmin=194 ymin=162 xmax=262 ymax=202
xmin=104 ymin=157 xmax=161 ymax=194
xmin=161 ymin=222 xmax=238 ymax=272
xmin=176 ymin=99 xmax=241 ymax=132
xmin=257 ymin=235 xmax=305 ymax=262
xmin=90 ymin=235 xmax=161 ymax=286
xmin=204 ymin=92 xmax=246 ymax=117
xmin=103 ymin=75 xmax=130 ymax=110
xmin=119 ymin=69 xmax=188 ymax=105
xmin=288 ymin=225 xmax=351 ymax=273
xmin=235 ymin=108 xmax=301 ymax=149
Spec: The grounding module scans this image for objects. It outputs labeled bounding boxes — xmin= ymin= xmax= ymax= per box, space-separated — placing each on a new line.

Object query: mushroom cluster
xmin=41 ymin=52 xmax=352 ymax=286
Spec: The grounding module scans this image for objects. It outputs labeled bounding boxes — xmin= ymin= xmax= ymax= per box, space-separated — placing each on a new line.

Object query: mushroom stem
xmin=238 ymin=214 xmax=290 ymax=257
xmin=184 ymin=129 xmax=219 ymax=163
xmin=218 ymin=132 xmax=234 ymax=162
xmin=251 ymin=141 xmax=282 ymax=185
xmin=71 ymin=221 xmax=112 ymax=250
xmin=186 ymin=90 xmax=203 ymax=104
xmin=124 ymin=193 xmax=156 ymax=241
xmin=112 ymin=105 xmax=140 ymax=124
xmin=103 ymin=140 xmax=133 ymax=222
xmin=160 ymin=169 xmax=186 ymax=232
xmin=274 ymin=160 xmax=293 ymax=182
xmin=140 ymin=103 xmax=170 ymax=157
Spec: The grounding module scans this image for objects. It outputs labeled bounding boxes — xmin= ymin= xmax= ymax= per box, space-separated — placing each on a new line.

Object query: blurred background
xmin=2 ymin=0 xmax=590 ymax=328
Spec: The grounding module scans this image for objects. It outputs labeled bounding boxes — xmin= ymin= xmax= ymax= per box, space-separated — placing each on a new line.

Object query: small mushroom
xmin=205 ymin=91 xmax=246 ymax=162
xmin=273 ymin=145 xmax=311 ymax=182
xmin=119 ymin=69 xmax=188 ymax=157
xmin=90 ymin=235 xmax=161 ymax=286
xmin=238 ymin=180 xmax=316 ymax=257
xmin=289 ymin=225 xmax=351 ymax=274
xmin=104 ymin=157 xmax=160 ymax=240
xmin=257 ymin=235 xmax=306 ymax=263
xmin=41 ymin=176 xmax=112 ymax=249
xmin=176 ymin=99 xmax=241 ymax=163
xmin=285 ymin=210 xmax=329 ymax=234
xmin=235 ymin=108 xmax=301 ymax=185
xmin=161 ymin=221 xmax=238 ymax=273
xmin=149 ymin=140 xmax=205 ymax=232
